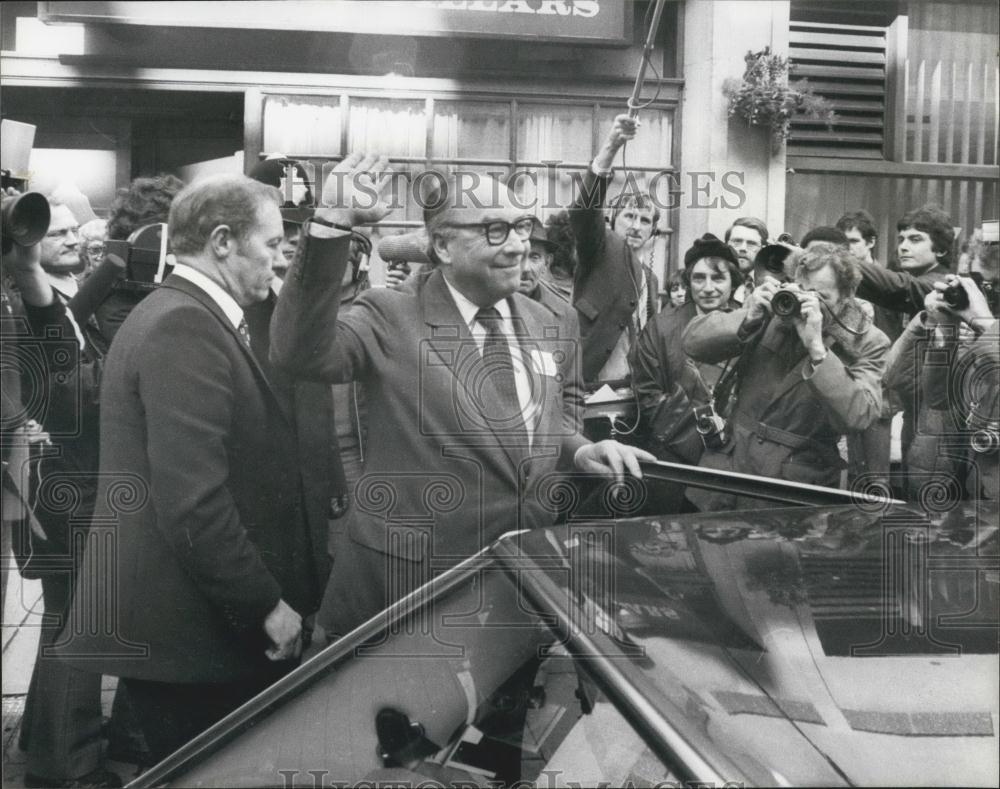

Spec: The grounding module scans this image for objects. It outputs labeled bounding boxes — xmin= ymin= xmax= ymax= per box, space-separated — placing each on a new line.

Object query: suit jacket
xmin=570 ymin=168 xmax=660 ymax=383
xmin=271 ymin=233 xmax=588 ymax=566
xmin=683 ymin=302 xmax=889 ymax=510
xmin=528 ymin=279 xmax=574 ymax=318
xmin=245 ymin=289 xmax=341 ymax=586
xmin=63 ymin=274 xmax=318 ymax=683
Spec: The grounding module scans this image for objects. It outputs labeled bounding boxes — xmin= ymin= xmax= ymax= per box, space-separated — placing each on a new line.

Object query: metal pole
xmin=627 ymin=0 xmax=669 ymax=119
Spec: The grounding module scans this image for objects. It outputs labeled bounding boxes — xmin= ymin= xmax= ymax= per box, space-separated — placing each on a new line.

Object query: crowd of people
xmin=1 ymin=112 xmax=997 ymax=787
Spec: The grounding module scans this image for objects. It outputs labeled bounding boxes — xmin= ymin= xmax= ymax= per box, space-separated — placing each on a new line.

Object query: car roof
xmin=497 ymin=502 xmax=999 ymax=786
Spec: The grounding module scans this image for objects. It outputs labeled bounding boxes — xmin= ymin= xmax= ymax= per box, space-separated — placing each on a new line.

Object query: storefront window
xmin=433 ymin=101 xmax=510 ymax=161
xmin=596 ymin=107 xmax=672 ymax=169
xmin=516 ymin=104 xmax=594 ymax=166
xmin=263 ymin=95 xmax=341 ymax=156
xmin=348 ymin=97 xmax=426 ymax=158
xmin=905 ymin=1 xmax=998 ymax=165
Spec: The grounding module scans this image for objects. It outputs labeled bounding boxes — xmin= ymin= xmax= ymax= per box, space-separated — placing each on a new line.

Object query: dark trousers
xmin=21 ymin=571 xmax=105 ymax=781
xmin=121 ymin=667 xmax=290 ymax=766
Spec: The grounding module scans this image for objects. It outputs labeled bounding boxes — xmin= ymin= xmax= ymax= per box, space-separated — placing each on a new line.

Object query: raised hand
xmin=314 ymin=152 xmax=394 ymax=229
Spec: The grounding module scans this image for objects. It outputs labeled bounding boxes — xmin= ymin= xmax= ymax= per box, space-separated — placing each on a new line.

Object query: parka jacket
xmin=630 ymin=300 xmax=734 ymax=464
xmin=682 ymin=300 xmax=890 ymax=511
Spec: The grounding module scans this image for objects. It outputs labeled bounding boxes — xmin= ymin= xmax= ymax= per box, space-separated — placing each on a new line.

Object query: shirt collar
xmin=442 ymin=275 xmax=512 ymax=329
xmin=46 ymin=272 xmax=78 ymax=299
xmin=171 ymin=263 xmax=244 ymax=329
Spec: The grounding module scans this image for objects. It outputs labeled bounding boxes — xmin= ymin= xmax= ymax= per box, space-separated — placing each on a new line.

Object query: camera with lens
xmin=1 ymin=182 xmax=50 ymax=254
xmin=942 ymin=274 xmax=999 ymax=317
xmin=104 ymin=223 xmax=172 ymax=293
xmin=941 ymin=281 xmax=970 ymax=311
xmin=770 ymin=287 xmax=801 ymax=319
xmin=693 ymin=403 xmax=730 ymax=450
xmin=753 ymin=232 xmax=798 ymax=282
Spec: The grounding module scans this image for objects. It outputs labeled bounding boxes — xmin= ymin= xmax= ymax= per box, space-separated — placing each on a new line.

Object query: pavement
xmin=2 ymin=563 xmax=139 ymax=788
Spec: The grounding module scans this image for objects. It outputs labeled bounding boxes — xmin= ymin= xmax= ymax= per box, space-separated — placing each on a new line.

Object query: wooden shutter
xmin=788 ymin=19 xmax=888 ymax=159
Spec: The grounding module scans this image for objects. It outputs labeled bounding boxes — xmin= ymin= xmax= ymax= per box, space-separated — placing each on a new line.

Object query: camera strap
xmin=710 ymin=319 xmax=765 ymax=418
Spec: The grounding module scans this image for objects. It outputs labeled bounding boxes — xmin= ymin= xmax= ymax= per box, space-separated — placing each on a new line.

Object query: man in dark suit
xmin=62 ymin=174 xmax=319 ymax=764
xmin=570 ymin=114 xmax=660 ymax=386
xmin=272 ymin=154 xmax=654 ymax=637
xmin=244 ymin=161 xmax=344 ymax=588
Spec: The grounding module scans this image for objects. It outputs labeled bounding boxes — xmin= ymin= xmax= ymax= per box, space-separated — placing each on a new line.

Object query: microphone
xmin=376 ymin=230 xmax=431 ymax=265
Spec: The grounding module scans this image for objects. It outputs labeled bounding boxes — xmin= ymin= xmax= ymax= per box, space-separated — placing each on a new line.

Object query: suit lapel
xmin=421 ymin=272 xmax=528 ymax=475
xmin=161 ymin=275 xmax=291 ymax=424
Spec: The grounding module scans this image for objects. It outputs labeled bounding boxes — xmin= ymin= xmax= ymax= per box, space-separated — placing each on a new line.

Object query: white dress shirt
xmin=443 ymin=276 xmax=535 ymax=443
xmin=171 ymin=264 xmax=244 ymax=330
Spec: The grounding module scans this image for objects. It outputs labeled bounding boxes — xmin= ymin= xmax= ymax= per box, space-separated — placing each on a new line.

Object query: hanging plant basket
xmin=722 ymin=47 xmax=837 ymax=154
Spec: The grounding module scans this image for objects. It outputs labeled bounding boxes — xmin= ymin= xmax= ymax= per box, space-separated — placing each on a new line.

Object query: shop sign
xmin=41 ymin=1 xmax=631 ymax=45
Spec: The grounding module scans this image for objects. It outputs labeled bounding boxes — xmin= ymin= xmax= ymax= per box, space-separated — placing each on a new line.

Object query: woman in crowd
xmin=665 ymin=269 xmax=686 ymax=309
xmin=77 ymin=218 xmax=107 ymax=279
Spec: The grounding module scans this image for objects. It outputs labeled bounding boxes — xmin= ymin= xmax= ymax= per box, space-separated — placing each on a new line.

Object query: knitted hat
xmin=683 ymin=233 xmax=739 ymax=269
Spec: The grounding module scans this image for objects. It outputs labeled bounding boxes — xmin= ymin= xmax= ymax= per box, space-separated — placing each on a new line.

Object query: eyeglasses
xmin=440 ymin=216 xmax=535 ymax=246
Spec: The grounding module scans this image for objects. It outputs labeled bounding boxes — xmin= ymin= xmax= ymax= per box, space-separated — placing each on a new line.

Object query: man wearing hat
xmin=630 ymin=235 xmax=742 ymax=504
xmin=517 ymin=220 xmax=572 ymax=317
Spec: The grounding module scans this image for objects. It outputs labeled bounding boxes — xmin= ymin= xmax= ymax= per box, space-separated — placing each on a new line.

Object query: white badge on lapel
xmin=529 ymin=349 xmax=558 ymax=377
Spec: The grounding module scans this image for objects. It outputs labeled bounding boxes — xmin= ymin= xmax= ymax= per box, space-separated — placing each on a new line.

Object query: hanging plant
xmin=722 ymin=47 xmax=836 ymax=154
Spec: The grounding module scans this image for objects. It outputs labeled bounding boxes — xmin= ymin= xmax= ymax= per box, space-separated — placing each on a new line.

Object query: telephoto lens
xmin=771 ymin=288 xmax=801 ymax=319
xmin=756 ymin=243 xmax=795 ymax=279
xmin=1 ymin=191 xmax=50 ymax=254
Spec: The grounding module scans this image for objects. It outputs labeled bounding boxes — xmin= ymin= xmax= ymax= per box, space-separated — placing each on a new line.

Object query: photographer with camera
xmin=682 ymin=242 xmax=890 ymax=511
xmin=630 ymin=235 xmax=742 ymax=498
xmin=885 ymin=273 xmax=998 ymax=503
xmin=2 ymin=187 xmax=121 ymax=787
xmin=69 ymin=175 xmax=185 ymax=354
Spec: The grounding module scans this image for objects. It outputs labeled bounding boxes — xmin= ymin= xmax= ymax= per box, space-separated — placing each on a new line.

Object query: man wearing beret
xmin=630 ymin=235 xmax=742 ymax=507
